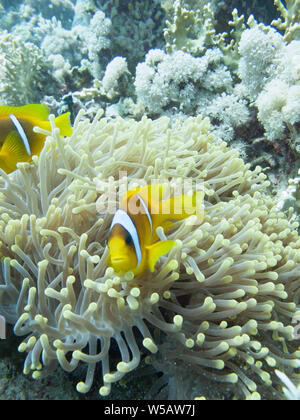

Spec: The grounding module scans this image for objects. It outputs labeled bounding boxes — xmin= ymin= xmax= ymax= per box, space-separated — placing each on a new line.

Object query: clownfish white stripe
xmin=110 ymin=209 xmax=142 ymax=268
xmin=137 ymin=193 xmax=153 ymax=234
xmin=9 ymin=113 xmax=31 ymax=156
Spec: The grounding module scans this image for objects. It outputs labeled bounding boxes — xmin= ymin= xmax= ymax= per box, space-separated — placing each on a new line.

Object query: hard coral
xmin=272 ymin=0 xmax=300 ymax=42
xmin=0 ymin=112 xmax=299 ymax=399
xmin=0 ymin=32 xmax=57 ymax=105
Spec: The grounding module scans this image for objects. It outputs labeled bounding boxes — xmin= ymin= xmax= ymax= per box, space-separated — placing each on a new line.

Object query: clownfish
xmin=0 ymin=104 xmax=72 ymax=174
xmin=107 ymin=184 xmax=204 ymax=276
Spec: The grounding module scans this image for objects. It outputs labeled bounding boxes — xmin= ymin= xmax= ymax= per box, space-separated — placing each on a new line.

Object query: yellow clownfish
xmin=107 ymin=184 xmax=204 ymax=276
xmin=0 ymin=104 xmax=72 ymax=174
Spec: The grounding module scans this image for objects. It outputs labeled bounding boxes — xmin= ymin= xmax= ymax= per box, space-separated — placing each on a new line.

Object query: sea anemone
xmin=0 ymin=110 xmax=299 ymax=399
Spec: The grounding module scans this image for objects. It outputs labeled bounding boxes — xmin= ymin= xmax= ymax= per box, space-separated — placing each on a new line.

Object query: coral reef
xmin=100 ymin=0 xmax=165 ymax=71
xmin=41 ymin=9 xmax=111 ymax=81
xmin=238 ymin=21 xmax=300 ymax=152
xmin=0 ymin=112 xmax=299 ymax=400
xmin=134 ymin=48 xmax=232 ymax=114
xmin=0 ymin=32 xmax=58 ymax=105
xmin=271 ymin=0 xmax=300 ymax=41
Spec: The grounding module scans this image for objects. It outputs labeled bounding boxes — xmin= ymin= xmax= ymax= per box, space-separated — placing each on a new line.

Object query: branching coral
xmin=163 ymin=0 xmax=216 ymax=55
xmin=0 ymin=112 xmax=299 ymax=399
xmin=0 ymin=32 xmax=57 ymax=105
xmin=41 ymin=10 xmax=111 ymax=81
xmin=271 ymin=0 xmax=300 ymax=42
xmin=162 ymin=1 xmax=246 ymax=74
xmin=99 ymin=0 xmax=165 ymax=71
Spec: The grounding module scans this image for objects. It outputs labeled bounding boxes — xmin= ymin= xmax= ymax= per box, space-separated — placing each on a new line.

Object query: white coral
xmin=238 ymin=24 xmax=284 ymax=101
xmin=202 ymin=92 xmax=250 ymax=142
xmin=134 ymin=48 xmax=232 ymax=114
xmin=255 ymin=40 xmax=300 ymax=142
xmin=41 ymin=10 xmax=111 ymax=81
xmin=102 ymin=57 xmax=128 ymax=98
xmin=239 ymin=23 xmax=300 ymax=145
xmin=256 ymin=79 xmax=288 ymax=140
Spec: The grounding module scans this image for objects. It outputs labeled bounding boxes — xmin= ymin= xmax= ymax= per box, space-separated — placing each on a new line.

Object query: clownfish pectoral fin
xmin=146 ymin=240 xmax=177 ymax=272
xmin=0 ymin=131 xmax=30 ymax=163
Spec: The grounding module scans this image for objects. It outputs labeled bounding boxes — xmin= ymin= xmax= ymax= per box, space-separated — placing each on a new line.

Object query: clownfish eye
xmin=125 ymin=233 xmax=133 ymax=245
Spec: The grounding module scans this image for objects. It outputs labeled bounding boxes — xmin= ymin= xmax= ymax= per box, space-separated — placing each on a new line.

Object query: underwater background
xmin=0 ymin=0 xmax=300 ymax=400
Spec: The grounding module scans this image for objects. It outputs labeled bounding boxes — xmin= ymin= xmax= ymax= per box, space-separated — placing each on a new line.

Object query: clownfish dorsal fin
xmin=146 ymin=240 xmax=177 ymax=272
xmin=121 ymin=186 xmax=141 ymax=208
xmin=138 ymin=183 xmax=167 ymax=218
xmin=154 ymin=190 xmax=205 ymax=225
xmin=0 ymin=104 xmax=50 ymax=121
xmin=123 ymin=184 xmax=166 ymax=207
xmin=138 ymin=184 xmax=167 ymax=204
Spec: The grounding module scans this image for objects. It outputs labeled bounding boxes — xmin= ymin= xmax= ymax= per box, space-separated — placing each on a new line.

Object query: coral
xmin=134 ymin=48 xmax=232 ymax=115
xmin=0 ymin=112 xmax=299 ymax=399
xmin=271 ymin=0 xmax=300 ymax=42
xmin=163 ymin=0 xmax=216 ymax=55
xmin=101 ymin=57 xmax=130 ymax=99
xmin=73 ymin=10 xmax=111 ymax=79
xmin=200 ymin=91 xmax=250 ymax=143
xmin=0 ymin=32 xmax=58 ymax=105
xmin=41 ymin=10 xmax=111 ymax=81
xmin=238 ymin=21 xmax=300 ymax=149
xmin=255 ymin=41 xmax=300 ymax=150
xmin=238 ymin=22 xmax=284 ymax=101
xmin=100 ymin=0 xmax=165 ymax=71
xmin=24 ymin=0 xmax=74 ymax=22
xmin=213 ymin=8 xmax=246 ymax=73
xmin=276 ymin=169 xmax=300 ymax=213
xmin=162 ymin=1 xmax=246 ymax=73
xmin=256 ymin=79 xmax=300 ymax=144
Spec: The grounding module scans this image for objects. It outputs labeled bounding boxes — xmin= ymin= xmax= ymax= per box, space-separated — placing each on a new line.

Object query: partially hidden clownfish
xmin=107 ymin=184 xmax=204 ymax=276
xmin=0 ymin=104 xmax=72 ymax=174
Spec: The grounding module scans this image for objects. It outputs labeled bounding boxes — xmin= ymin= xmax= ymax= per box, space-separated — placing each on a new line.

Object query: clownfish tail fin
xmin=54 ymin=112 xmax=73 ymax=137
